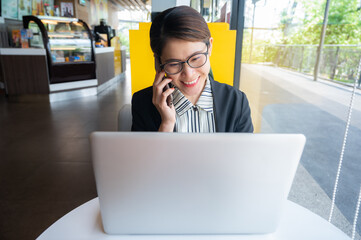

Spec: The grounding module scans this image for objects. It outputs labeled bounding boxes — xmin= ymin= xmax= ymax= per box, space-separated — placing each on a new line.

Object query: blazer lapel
xmin=209 ymin=75 xmax=225 ymax=132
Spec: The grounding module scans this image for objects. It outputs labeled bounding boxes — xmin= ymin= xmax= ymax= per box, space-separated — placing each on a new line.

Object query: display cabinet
xmin=23 ymin=15 xmax=96 ymax=84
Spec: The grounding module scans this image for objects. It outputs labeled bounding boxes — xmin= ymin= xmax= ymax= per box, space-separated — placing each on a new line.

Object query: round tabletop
xmin=37 ymin=198 xmax=351 ymax=240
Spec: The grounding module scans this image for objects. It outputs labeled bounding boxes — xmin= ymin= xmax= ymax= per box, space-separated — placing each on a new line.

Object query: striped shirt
xmin=172 ymin=78 xmax=216 ymax=132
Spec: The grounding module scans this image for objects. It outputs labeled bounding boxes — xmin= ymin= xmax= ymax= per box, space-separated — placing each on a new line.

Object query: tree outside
xmin=243 ymin=0 xmax=361 ymax=87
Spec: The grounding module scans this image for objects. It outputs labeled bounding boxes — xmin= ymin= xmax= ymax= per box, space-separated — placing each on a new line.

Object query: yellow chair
xmin=129 ymin=22 xmax=236 ymax=95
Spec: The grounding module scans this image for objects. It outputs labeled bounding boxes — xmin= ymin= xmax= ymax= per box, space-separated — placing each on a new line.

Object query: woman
xmin=131 ymin=6 xmax=253 ymax=133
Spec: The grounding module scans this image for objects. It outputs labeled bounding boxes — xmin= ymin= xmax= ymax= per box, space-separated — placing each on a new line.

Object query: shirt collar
xmin=172 ymin=77 xmax=214 ymax=116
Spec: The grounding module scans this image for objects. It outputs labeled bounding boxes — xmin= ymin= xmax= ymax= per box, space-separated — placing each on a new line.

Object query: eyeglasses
xmin=160 ymin=44 xmax=209 ymax=75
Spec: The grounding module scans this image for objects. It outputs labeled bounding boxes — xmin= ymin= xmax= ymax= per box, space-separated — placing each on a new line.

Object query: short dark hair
xmin=150 ymin=6 xmax=211 ymax=58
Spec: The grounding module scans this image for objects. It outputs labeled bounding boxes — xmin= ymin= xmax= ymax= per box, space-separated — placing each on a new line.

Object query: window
xmin=240 ymin=0 xmax=361 ymax=238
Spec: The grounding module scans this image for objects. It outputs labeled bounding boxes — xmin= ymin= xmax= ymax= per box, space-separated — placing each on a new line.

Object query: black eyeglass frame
xmin=159 ymin=43 xmax=210 ymax=75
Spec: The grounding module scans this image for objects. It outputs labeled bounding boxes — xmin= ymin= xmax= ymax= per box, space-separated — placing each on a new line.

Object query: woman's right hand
xmin=152 ymin=70 xmax=176 ymax=132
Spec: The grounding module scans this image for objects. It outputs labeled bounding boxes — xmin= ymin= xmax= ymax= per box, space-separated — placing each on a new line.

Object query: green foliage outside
xmin=285 ymin=0 xmax=361 ymax=45
xmin=244 ymin=0 xmax=361 ymax=86
xmin=118 ymin=22 xmax=139 ymax=57
xmin=118 ymin=32 xmax=129 ymax=56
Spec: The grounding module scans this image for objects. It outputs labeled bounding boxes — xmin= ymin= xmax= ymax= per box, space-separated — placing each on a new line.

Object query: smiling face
xmin=160 ymin=38 xmax=213 ymax=104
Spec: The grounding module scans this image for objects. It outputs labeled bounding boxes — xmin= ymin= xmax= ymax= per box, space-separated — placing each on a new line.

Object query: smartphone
xmin=162 ymin=75 xmax=173 ymax=107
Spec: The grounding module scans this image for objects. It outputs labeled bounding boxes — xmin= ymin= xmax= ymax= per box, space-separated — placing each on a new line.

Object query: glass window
xmin=239 ymin=0 xmax=361 ymax=238
xmin=190 ymin=0 xmax=233 ymax=22
xmin=117 ymin=9 xmax=147 ymax=58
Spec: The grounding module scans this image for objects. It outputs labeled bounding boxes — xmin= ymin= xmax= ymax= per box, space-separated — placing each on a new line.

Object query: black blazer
xmin=131 ymin=75 xmax=254 ymax=132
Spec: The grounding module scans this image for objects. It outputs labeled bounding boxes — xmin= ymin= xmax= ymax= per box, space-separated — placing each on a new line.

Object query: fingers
xmin=153 ymin=70 xmax=166 ymax=86
xmin=159 ymin=78 xmax=173 ymax=90
xmin=152 ymin=69 xmax=175 ymax=112
xmin=153 ymin=84 xmax=174 ymax=106
xmin=160 ymin=87 xmax=175 ymax=104
xmin=151 ymin=72 xmax=176 ymax=129
xmin=153 ymin=77 xmax=173 ymax=97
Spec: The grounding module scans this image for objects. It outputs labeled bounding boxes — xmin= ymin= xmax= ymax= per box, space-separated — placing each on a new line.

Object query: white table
xmin=37 ymin=198 xmax=351 ymax=240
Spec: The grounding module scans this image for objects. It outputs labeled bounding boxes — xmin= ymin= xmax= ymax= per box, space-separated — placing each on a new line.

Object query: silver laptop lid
xmin=90 ymin=132 xmax=306 ymax=235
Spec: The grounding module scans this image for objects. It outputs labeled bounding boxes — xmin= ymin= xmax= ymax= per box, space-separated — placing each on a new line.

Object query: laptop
xmin=90 ymin=132 xmax=306 ymax=235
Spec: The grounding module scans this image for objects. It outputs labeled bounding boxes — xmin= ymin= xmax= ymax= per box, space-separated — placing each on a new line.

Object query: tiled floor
xmin=0 ymin=73 xmax=132 ymax=239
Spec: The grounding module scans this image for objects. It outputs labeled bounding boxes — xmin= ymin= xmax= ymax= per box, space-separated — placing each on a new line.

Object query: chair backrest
xmin=129 ymin=22 xmax=236 ymax=95
xmin=117 ymin=104 xmax=132 ymax=131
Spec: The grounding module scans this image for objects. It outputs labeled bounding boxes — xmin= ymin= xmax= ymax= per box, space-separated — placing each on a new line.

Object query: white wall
xmin=176 ymin=0 xmax=191 ymax=6
xmin=152 ymin=0 xmax=177 ymax=12
xmin=152 ymin=0 xmax=191 ymax=12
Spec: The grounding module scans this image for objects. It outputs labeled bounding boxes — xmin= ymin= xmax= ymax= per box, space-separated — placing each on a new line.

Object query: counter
xmin=0 ymin=47 xmax=123 ymax=101
xmin=0 ymin=48 xmax=46 ymax=55
xmin=0 ymin=48 xmax=49 ymax=95
xmin=95 ymin=47 xmax=115 ymax=86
